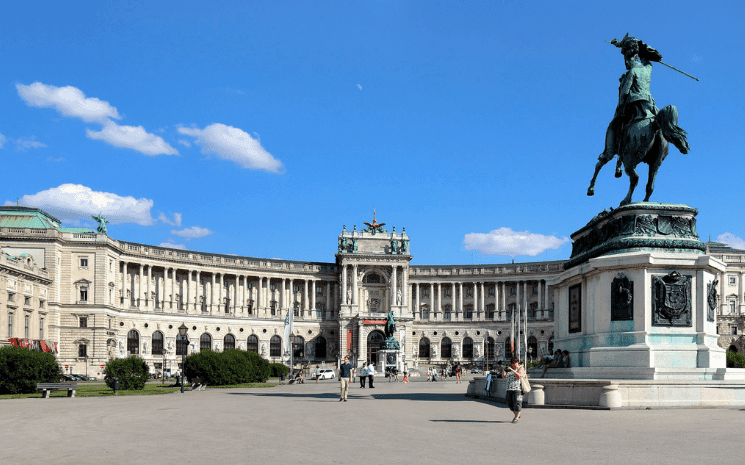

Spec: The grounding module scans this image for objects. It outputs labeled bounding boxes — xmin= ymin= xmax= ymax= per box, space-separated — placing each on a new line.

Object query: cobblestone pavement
xmin=2 ymin=375 xmax=744 ymax=465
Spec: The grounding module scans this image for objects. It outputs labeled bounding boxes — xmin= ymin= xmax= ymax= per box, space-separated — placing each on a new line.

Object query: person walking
xmin=359 ymin=362 xmax=367 ymax=388
xmin=368 ymin=363 xmax=375 ymax=388
xmin=402 ymin=371 xmax=409 ymax=383
xmin=504 ymin=357 xmax=526 ymax=423
xmin=455 ymin=365 xmax=462 ymax=384
xmin=339 ymin=356 xmax=352 ymax=402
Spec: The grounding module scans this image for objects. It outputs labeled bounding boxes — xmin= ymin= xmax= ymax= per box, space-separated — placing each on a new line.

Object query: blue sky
xmin=1 ymin=1 xmax=744 ymax=265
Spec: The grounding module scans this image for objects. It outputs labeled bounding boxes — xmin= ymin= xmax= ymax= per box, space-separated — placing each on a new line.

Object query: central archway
xmin=367 ymin=330 xmax=385 ymax=365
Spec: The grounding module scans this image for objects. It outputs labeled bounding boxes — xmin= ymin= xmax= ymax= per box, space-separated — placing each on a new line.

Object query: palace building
xmin=0 ymin=206 xmax=742 ymax=377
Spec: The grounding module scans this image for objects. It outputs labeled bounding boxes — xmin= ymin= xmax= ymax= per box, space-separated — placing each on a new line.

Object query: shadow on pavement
xmin=430 ymin=420 xmax=507 ymax=423
xmin=228 ymin=392 xmax=470 ymax=402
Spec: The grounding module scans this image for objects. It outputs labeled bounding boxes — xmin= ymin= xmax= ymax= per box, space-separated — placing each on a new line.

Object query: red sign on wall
xmin=347 ymin=329 xmax=352 ymax=351
xmin=363 ymin=319 xmax=386 ymax=325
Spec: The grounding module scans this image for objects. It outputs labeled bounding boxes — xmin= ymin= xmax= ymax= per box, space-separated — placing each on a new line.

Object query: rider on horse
xmin=597 ymin=34 xmax=661 ymax=181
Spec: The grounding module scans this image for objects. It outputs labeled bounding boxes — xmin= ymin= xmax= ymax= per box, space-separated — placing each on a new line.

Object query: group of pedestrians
xmin=358 ymin=362 xmax=376 ymax=388
xmin=537 ymin=349 xmax=571 ymax=377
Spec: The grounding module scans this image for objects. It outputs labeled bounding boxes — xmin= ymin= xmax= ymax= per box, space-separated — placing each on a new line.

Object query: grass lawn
xmin=0 ymin=383 xmax=180 ymax=400
xmin=206 ymin=382 xmax=280 ymax=389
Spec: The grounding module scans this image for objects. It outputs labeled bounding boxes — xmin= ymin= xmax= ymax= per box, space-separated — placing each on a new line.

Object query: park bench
xmin=190 ymin=377 xmax=207 ymax=391
xmin=36 ymin=382 xmax=78 ymax=398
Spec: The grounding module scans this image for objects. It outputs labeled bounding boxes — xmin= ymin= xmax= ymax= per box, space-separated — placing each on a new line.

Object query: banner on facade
xmin=362 ymin=319 xmax=386 ymax=325
xmin=8 ymin=338 xmax=58 ymax=354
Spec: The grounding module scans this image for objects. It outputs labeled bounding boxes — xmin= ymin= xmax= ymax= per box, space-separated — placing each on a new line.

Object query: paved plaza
xmin=1 ymin=375 xmax=744 ymax=464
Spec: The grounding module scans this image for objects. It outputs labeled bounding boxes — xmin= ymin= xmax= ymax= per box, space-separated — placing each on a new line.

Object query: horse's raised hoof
xmin=587 ymin=187 xmax=595 ymax=196
xmin=615 ymin=167 xmax=623 ymax=178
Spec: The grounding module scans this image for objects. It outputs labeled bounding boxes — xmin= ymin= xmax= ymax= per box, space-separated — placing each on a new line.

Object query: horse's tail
xmin=656 ymin=105 xmax=690 ymax=154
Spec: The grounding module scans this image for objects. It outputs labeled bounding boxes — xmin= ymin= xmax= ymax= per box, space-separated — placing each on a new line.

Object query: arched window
xmin=505 ymin=337 xmax=513 ymax=361
xmin=151 ymin=331 xmax=164 ymax=355
xmin=224 ymin=334 xmax=235 ymax=350
xmin=419 ymin=338 xmax=430 ymax=358
xmin=127 ymin=330 xmax=139 ymax=355
xmin=527 ymin=336 xmax=538 ymax=360
xmin=315 ymin=336 xmax=327 ymax=359
xmin=292 ymin=336 xmax=304 ymax=358
xmin=365 ymin=273 xmax=381 ymax=283
xmin=441 ymin=337 xmax=452 ymax=359
xmin=486 ymin=337 xmax=495 ymax=360
xmin=176 ymin=333 xmax=188 ymax=356
xmin=463 ymin=337 xmax=474 ymax=358
xmin=247 ymin=335 xmax=259 ymax=353
xmin=270 ymin=335 xmax=282 ymax=357
xmin=200 ymin=333 xmax=212 ymax=351
xmin=729 ymin=345 xmax=738 ymax=353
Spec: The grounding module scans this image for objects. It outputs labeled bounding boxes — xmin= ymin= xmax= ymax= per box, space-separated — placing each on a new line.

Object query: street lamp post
xmin=178 ymin=323 xmax=188 ymax=394
xmin=162 ymin=348 xmax=167 ymax=385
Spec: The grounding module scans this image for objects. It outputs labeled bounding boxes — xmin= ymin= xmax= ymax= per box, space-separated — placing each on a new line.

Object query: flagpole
xmin=516 ymin=304 xmax=521 ymax=363
xmin=524 ymin=302 xmax=528 ymax=364
xmin=510 ymin=307 xmax=515 ymax=361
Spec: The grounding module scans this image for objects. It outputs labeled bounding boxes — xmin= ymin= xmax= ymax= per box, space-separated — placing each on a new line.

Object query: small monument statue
xmin=382 ymin=310 xmax=400 ymax=351
xmin=587 ymin=34 xmax=693 ymax=206
xmin=92 ymin=213 xmax=109 ymax=235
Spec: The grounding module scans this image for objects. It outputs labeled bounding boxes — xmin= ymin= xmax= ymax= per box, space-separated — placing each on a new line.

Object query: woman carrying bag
xmin=504 ymin=357 xmax=528 ymax=423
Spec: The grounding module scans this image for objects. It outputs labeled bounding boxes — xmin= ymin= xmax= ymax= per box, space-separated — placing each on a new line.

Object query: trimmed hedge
xmin=269 ymin=362 xmax=289 ymax=377
xmin=727 ymin=350 xmax=745 ymax=368
xmin=184 ymin=349 xmax=270 ymax=386
xmin=104 ymin=356 xmax=150 ymax=390
xmin=0 ymin=346 xmax=61 ymax=394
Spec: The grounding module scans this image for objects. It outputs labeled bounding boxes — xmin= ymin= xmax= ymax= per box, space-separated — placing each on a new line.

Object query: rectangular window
xmin=444 ymin=288 xmax=451 ymax=296
xmin=24 ymin=296 xmax=31 ymax=306
xmin=24 ymin=315 xmax=30 ymax=339
xmin=293 ymin=285 xmax=300 ymax=292
xmin=39 ymin=318 xmax=44 ymax=339
xmin=730 ymin=276 xmax=736 ymax=285
xmin=731 ymin=301 xmax=737 ymax=313
xmin=466 ymin=288 xmax=473 ymax=296
xmin=7 ymin=293 xmax=14 ymax=303
xmin=316 ymin=286 xmax=322 ymax=294
xmin=422 ymin=288 xmax=429 ymax=296
xmin=316 ymin=308 xmax=322 ymax=318
xmin=7 ymin=314 xmax=12 ymax=337
xmin=80 ymin=258 xmax=88 ymax=267
xmin=80 ymin=316 xmax=88 ymax=328
xmin=489 ymin=287 xmax=495 ymax=296
xmin=80 ymin=286 xmax=88 ymax=302
xmin=78 ymin=345 xmax=87 ymax=357
xmin=732 ymin=326 xmax=738 ymax=336
xmin=39 ymin=300 xmax=45 ymax=309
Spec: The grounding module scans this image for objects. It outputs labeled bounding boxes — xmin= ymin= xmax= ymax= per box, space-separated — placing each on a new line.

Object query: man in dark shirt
xmin=339 ymin=356 xmax=352 ymax=402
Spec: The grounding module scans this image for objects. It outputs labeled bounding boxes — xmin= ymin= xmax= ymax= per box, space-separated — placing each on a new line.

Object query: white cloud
xmin=46 ymin=156 xmax=65 ymax=162
xmin=178 ymin=123 xmax=283 ymax=173
xmin=13 ymin=136 xmax=47 ymax=151
xmin=717 ymin=233 xmax=745 ymax=250
xmin=177 ymin=139 xmax=191 ymax=148
xmin=13 ymin=184 xmax=154 ymax=225
xmin=16 ymin=82 xmax=121 ymax=123
xmin=158 ymin=212 xmax=182 ymax=227
xmin=464 ymin=227 xmax=569 ymax=257
xmin=356 ymin=84 xmax=363 ymax=90
xmin=158 ymin=242 xmax=186 ymax=250
xmin=86 ymin=122 xmax=178 ymax=156
xmin=171 ymin=226 xmax=213 ymax=239
xmin=0 ymin=133 xmax=6 ymax=148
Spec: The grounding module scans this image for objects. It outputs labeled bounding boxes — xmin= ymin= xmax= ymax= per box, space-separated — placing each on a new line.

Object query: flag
xmin=283 ymin=311 xmax=291 ymax=355
xmin=510 ymin=307 xmax=515 ymax=356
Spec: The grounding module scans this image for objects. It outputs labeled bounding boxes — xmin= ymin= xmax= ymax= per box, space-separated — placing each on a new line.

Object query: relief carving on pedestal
xmin=652 ymin=271 xmax=692 ymax=327
xmin=611 ymin=274 xmax=633 ymax=321
xmin=707 ymin=279 xmax=718 ymax=322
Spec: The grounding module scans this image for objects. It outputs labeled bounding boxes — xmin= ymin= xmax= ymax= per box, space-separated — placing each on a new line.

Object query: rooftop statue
xmin=587 ymin=34 xmax=693 ymax=206
xmin=363 ymin=208 xmax=387 ymax=235
xmin=92 ymin=213 xmax=109 ymax=235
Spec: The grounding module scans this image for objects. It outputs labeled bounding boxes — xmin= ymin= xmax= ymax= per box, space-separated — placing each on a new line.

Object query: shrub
xmin=0 ymin=346 xmax=61 ymax=394
xmin=269 ymin=362 xmax=289 ymax=377
xmin=727 ymin=350 xmax=745 ymax=368
xmin=184 ymin=349 xmax=270 ymax=386
xmin=104 ymin=356 xmax=149 ymax=390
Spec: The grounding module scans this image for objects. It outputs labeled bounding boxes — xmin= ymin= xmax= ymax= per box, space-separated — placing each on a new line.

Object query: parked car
xmin=470 ymin=367 xmax=482 ymax=374
xmin=61 ymin=374 xmax=75 ymax=381
xmin=311 ymin=369 xmax=335 ymax=380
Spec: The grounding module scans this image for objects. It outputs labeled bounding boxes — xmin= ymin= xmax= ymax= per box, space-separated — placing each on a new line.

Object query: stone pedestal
xmin=551 ymin=203 xmax=726 ymax=376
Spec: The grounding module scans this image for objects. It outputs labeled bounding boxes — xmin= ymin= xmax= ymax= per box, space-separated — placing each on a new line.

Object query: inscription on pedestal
xmin=652 ymin=271 xmax=692 ymax=327
xmin=611 ymin=274 xmax=633 ymax=321
xmin=569 ymin=284 xmax=582 ymax=333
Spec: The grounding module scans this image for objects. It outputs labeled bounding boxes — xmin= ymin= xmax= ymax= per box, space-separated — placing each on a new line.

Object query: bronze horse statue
xmin=587 ymin=34 xmax=691 ymax=206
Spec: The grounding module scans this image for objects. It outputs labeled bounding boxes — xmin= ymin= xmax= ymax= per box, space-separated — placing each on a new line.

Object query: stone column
xmin=170 ymin=268 xmax=176 ymax=311
xmin=415 ymin=283 xmax=420 ymax=319
xmin=429 ymin=283 xmax=435 ymax=321
xmin=739 ymin=272 xmax=744 ymax=315
xmin=326 ymin=281 xmax=331 ymax=318
xmin=137 ymin=264 xmax=143 ymax=308
xmin=480 ymin=282 xmax=485 ymax=321
xmin=121 ymin=261 xmax=127 ymax=307
xmin=436 ymin=282 xmax=441 ymax=320
xmin=538 ymin=279 xmax=543 ymax=314
xmin=341 ymin=265 xmax=347 ymax=310
xmin=195 ymin=271 xmax=201 ymax=312
xmin=186 ymin=270 xmax=192 ymax=313
xmin=473 ymin=282 xmax=479 ymax=320
xmin=146 ymin=265 xmax=152 ymax=310
xmin=210 ymin=273 xmax=216 ymax=314
xmin=352 ymin=265 xmax=358 ymax=306
xmin=493 ymin=281 xmax=499 ymax=321
xmin=500 ymin=282 xmax=506 ymax=320
xmin=452 ymin=282 xmax=457 ymax=320
xmin=303 ymin=280 xmax=309 ymax=317
xmin=392 ymin=266 xmax=398 ymax=308
xmin=357 ymin=321 xmax=364 ymax=362
xmin=256 ymin=277 xmax=263 ymax=316
xmin=402 ymin=267 xmax=408 ymax=307
xmin=311 ymin=279 xmax=317 ymax=317
xmin=524 ymin=280 xmax=529 ymax=317
xmin=458 ymin=282 xmax=466 ymax=320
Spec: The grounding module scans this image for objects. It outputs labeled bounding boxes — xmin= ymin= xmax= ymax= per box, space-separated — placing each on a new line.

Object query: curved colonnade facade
xmin=2 ymin=206 xmax=744 ymax=376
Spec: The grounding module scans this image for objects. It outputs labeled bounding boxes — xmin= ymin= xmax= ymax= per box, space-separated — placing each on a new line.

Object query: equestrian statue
xmin=587 ymin=34 xmax=694 ymax=206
